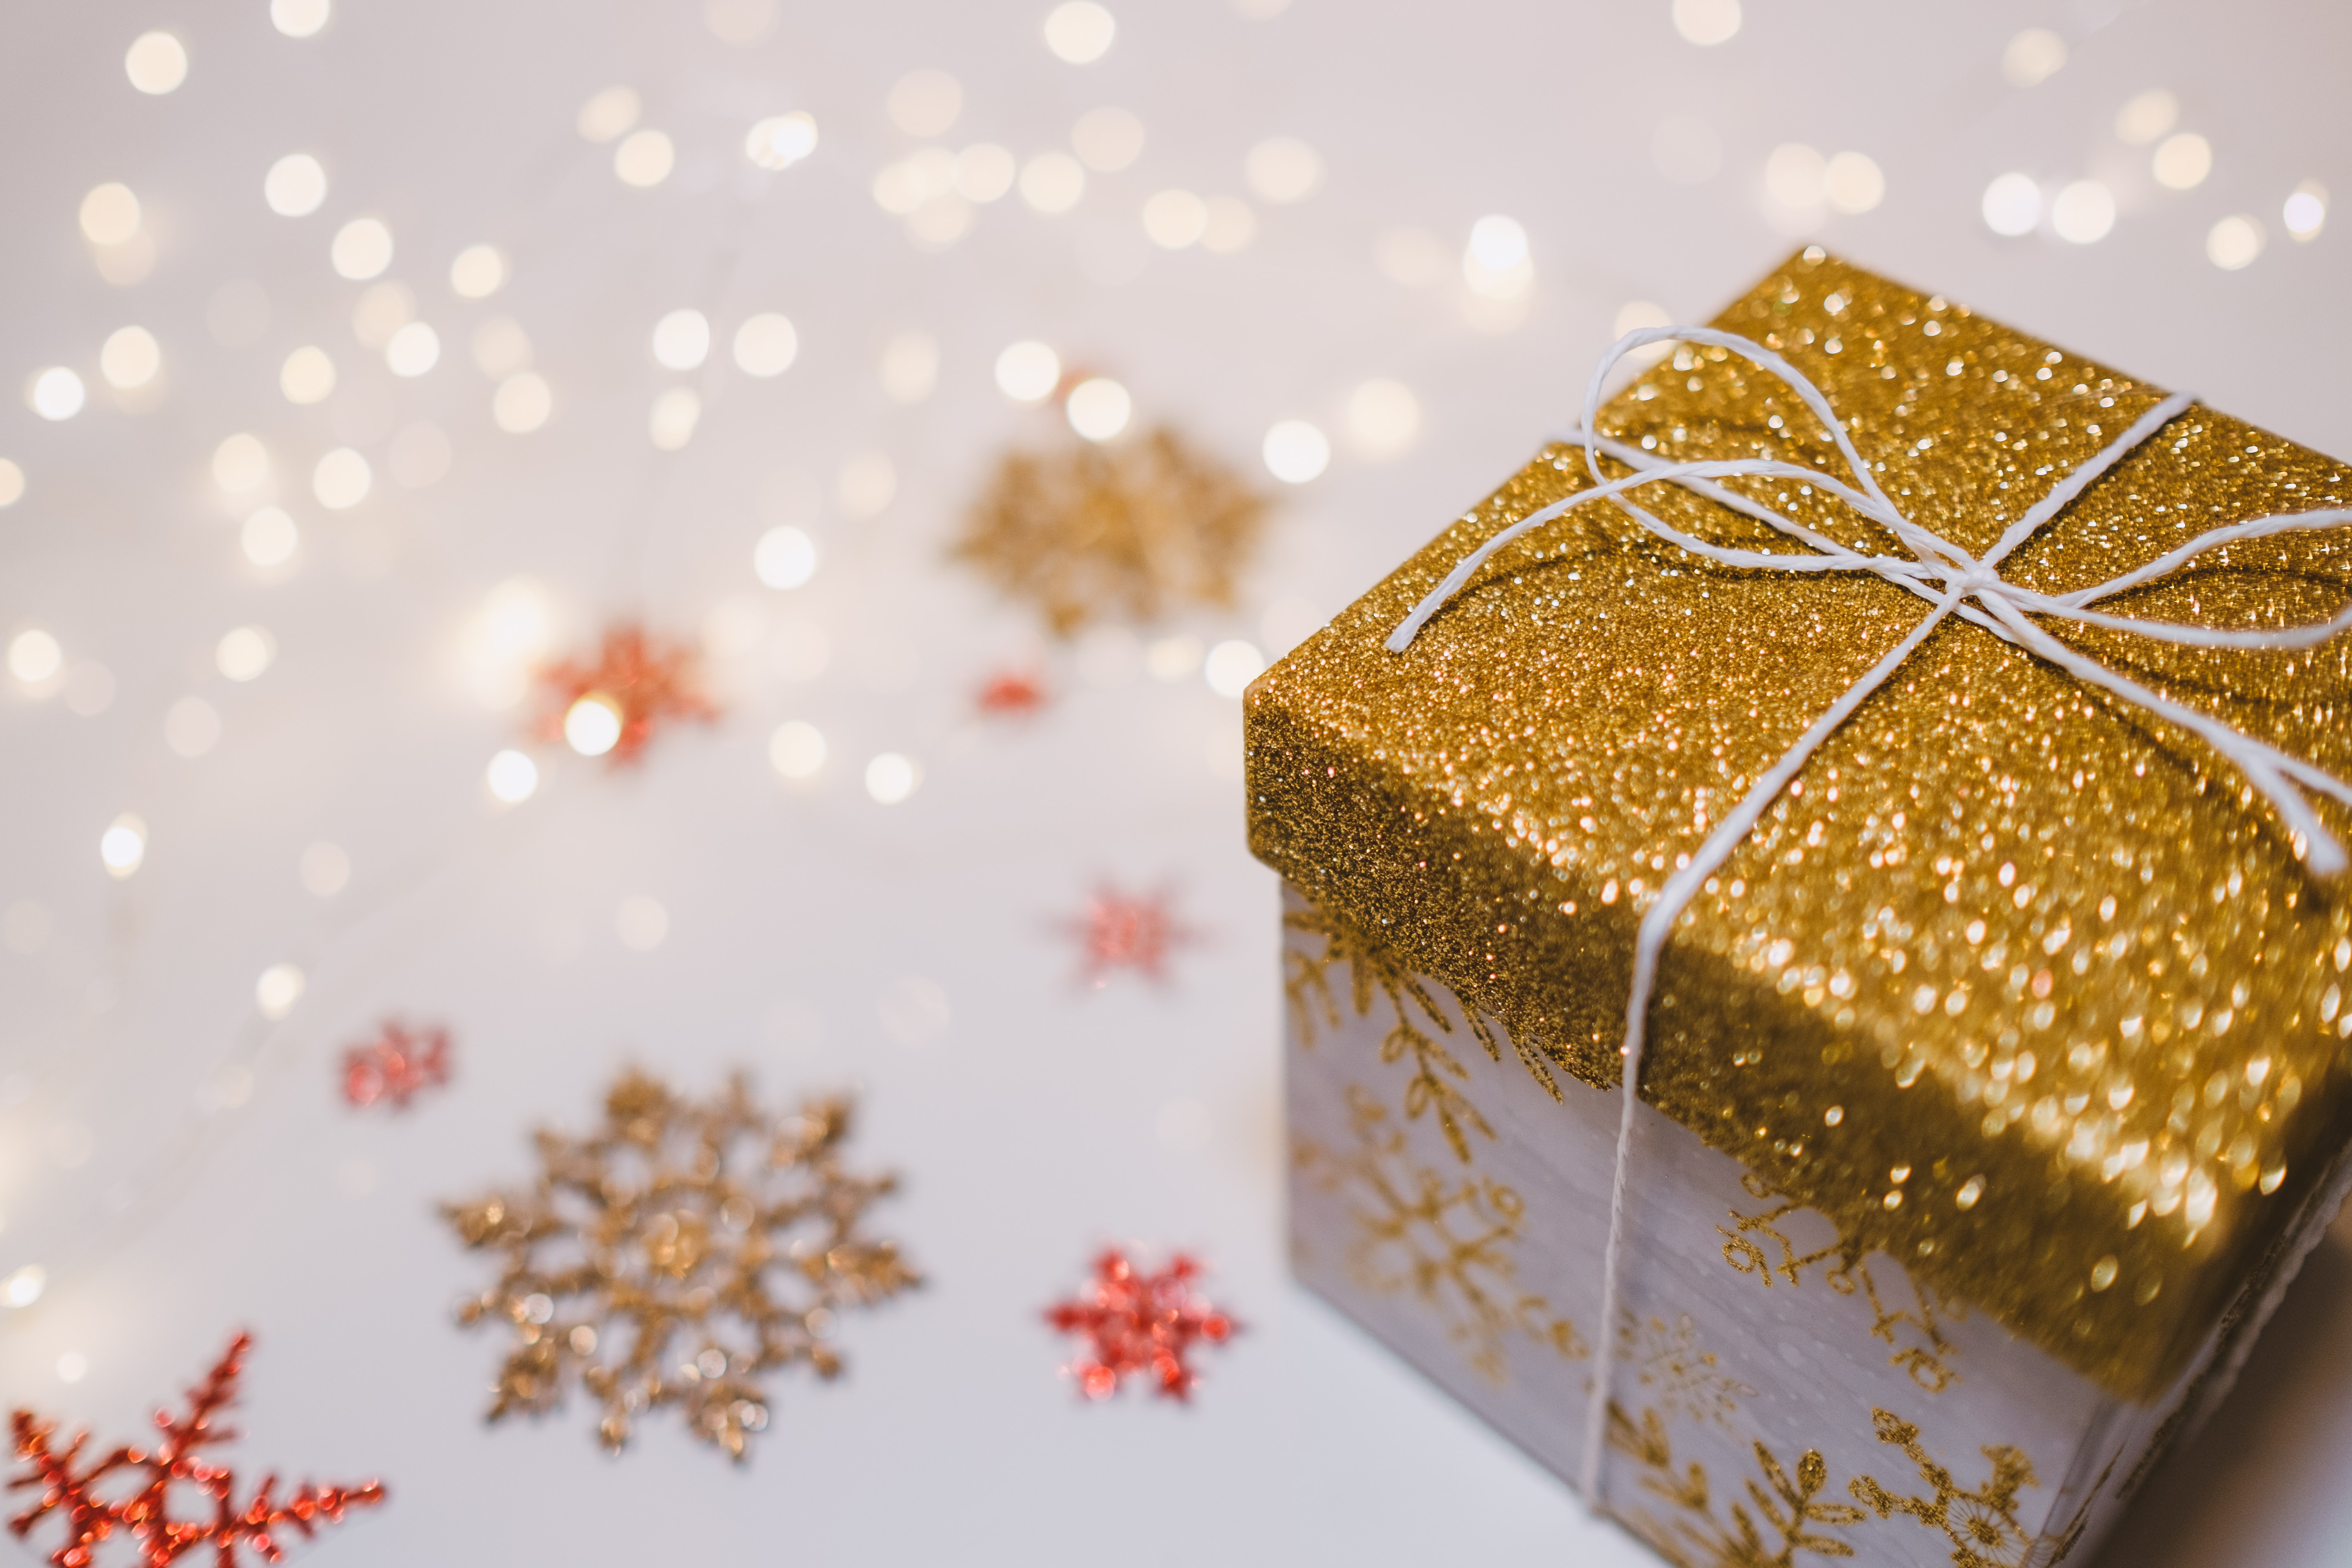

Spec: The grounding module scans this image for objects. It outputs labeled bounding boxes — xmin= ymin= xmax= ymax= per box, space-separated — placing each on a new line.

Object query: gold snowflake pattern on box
xmin=1850 ymin=1409 xmax=2038 ymax=1568
xmin=1295 ymin=1083 xmax=1587 ymax=1382
xmin=1285 ymin=900 xmax=1566 ymax=1162
xmin=1608 ymin=1401 xmax=1866 ymax=1568
xmin=1609 ymin=1400 xmax=2042 ymax=1568
xmin=1717 ymin=1172 xmax=1965 ymax=1394
xmin=1621 ymin=1311 xmax=1757 ymax=1431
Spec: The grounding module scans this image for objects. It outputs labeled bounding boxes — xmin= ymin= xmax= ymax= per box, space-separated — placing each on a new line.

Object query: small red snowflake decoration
xmin=1063 ymin=884 xmax=1195 ymax=987
xmin=1044 ymin=1248 xmax=1238 ymax=1402
xmin=341 ymin=1020 xmax=452 ymax=1112
xmin=975 ymin=667 xmax=1050 ymax=717
xmin=534 ymin=624 xmax=717 ymax=766
xmin=9 ymin=1331 xmax=385 ymax=1567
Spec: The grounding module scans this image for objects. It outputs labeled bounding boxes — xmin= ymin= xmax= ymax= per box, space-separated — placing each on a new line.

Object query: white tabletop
xmin=2 ymin=1 xmax=2347 ymax=1562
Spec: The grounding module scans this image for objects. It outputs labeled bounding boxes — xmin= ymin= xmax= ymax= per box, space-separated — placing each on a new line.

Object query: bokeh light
xmin=889 ymin=70 xmax=962 ymax=137
xmin=216 ymin=627 xmax=276 ymax=682
xmin=769 ymin=721 xmax=826 ymax=779
xmin=2151 ymin=132 xmax=2212 ymax=191
xmin=280 ymin=346 xmax=336 ymax=403
xmin=332 ymin=218 xmax=394 ymax=279
xmin=1671 ymin=0 xmax=1740 ymax=45
xmin=1043 ymin=3 xmax=1116 ymax=64
xmin=565 ymin=694 xmax=625 ymax=756
xmin=28 ymin=369 xmax=85 ymax=422
xmin=486 ymin=749 xmax=539 ymax=803
xmin=99 ymin=326 xmax=161 ymax=390
xmin=79 ymin=183 xmax=141 ymax=245
xmin=1981 ymin=173 xmax=2041 ymax=237
xmin=733 ymin=314 xmax=799 ymax=377
xmin=755 ymin=526 xmax=818 ymax=589
xmin=271 ymin=0 xmax=331 ymax=38
xmin=100 ymin=814 xmax=146 ymax=877
xmin=865 ymin=752 xmax=919 ymax=803
xmin=1245 ymin=137 xmax=1323 ymax=203
xmin=264 ymin=154 xmax=327 ymax=217
xmin=313 ymin=447 xmax=373 ymax=509
xmin=1204 ymin=639 xmax=1266 ymax=697
xmin=2000 ymin=28 xmax=2066 ymax=88
xmin=2050 ymin=180 xmax=2115 ymax=244
xmin=449 ymin=244 xmax=506 ymax=298
xmin=241 ymin=508 xmax=298 ymax=567
xmin=995 ymin=340 xmax=1060 ymax=402
xmin=2207 ymin=215 xmax=2266 ymax=270
xmin=1065 ymin=378 xmax=1131 ymax=441
xmin=614 ymin=129 xmax=674 ymax=187
xmin=9 ymin=629 xmax=63 ymax=685
xmin=746 ymin=113 xmax=819 ymax=170
xmin=213 ymin=433 xmax=271 ymax=492
xmin=1262 ymin=420 xmax=1330 ymax=483
xmin=653 ymin=309 xmax=712 ymax=370
xmin=386 ymin=322 xmax=440 ymax=377
xmin=125 ymin=31 xmax=189 ymax=93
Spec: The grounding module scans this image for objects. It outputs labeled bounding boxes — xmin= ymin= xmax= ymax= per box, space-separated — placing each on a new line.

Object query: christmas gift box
xmin=1249 ymin=249 xmax=2352 ymax=1566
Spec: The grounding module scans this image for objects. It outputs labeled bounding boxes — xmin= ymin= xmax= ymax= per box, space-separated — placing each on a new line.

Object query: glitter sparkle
xmin=341 ymin=1020 xmax=452 ymax=1111
xmin=9 ymin=1332 xmax=385 ymax=1567
xmin=533 ymin=624 xmax=717 ymax=765
xmin=442 ymin=1069 xmax=920 ymax=1461
xmin=1044 ymin=1248 xmax=1238 ymax=1402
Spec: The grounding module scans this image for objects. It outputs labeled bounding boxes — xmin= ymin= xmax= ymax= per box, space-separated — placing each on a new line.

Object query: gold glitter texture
xmin=1246 ymin=251 xmax=2352 ymax=1398
xmin=443 ymin=1069 xmax=919 ymax=1459
xmin=952 ymin=426 xmax=1269 ymax=636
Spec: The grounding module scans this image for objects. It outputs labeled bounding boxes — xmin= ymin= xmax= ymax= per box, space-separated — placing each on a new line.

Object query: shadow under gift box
xmin=1247 ymin=250 xmax=2352 ymax=1566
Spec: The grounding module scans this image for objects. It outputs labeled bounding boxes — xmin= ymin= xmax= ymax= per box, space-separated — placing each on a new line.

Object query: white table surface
xmin=3 ymin=1 xmax=2348 ymax=1562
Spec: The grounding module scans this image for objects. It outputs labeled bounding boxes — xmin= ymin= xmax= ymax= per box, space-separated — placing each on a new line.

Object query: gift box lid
xmin=1246 ymin=249 xmax=2352 ymax=1400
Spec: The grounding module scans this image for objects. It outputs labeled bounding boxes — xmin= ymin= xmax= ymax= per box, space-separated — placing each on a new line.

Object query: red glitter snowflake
xmin=533 ymin=624 xmax=717 ymax=765
xmin=975 ymin=667 xmax=1050 ymax=717
xmin=9 ymin=1332 xmax=385 ymax=1567
xmin=1062 ymin=884 xmax=1195 ymax=987
xmin=341 ymin=1020 xmax=452 ymax=1111
xmin=1044 ymin=1248 xmax=1238 ymax=1402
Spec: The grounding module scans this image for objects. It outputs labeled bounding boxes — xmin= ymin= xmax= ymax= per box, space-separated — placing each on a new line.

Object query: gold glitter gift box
xmin=1250 ymin=250 xmax=2352 ymax=1564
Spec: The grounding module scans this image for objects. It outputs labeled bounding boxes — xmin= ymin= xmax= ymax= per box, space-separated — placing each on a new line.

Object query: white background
xmin=1 ymin=1 xmax=2348 ymax=1563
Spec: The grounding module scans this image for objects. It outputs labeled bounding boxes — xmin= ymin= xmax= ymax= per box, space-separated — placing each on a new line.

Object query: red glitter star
xmin=1044 ymin=1248 xmax=1238 ymax=1402
xmin=9 ymin=1331 xmax=386 ymax=1567
xmin=975 ymin=667 xmax=1050 ymax=717
xmin=1063 ymin=884 xmax=1195 ymax=987
xmin=341 ymin=1020 xmax=452 ymax=1112
xmin=534 ymin=624 xmax=717 ymax=765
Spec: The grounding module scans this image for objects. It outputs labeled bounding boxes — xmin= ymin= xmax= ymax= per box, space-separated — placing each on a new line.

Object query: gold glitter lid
xmin=1247 ymin=251 xmax=2352 ymax=1401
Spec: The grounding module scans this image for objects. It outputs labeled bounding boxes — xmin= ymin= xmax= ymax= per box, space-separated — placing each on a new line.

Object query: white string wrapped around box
xmin=1381 ymin=324 xmax=2352 ymax=1511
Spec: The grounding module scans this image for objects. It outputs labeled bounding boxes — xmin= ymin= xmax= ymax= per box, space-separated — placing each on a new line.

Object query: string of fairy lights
xmin=0 ymin=0 xmax=2335 ymax=1391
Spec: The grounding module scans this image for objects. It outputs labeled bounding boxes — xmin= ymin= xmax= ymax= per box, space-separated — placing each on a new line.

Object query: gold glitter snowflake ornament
xmin=442 ymin=1069 xmax=920 ymax=1460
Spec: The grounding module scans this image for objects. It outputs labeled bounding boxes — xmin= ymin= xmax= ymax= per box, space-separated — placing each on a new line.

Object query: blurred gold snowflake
xmin=951 ymin=426 xmax=1269 ymax=636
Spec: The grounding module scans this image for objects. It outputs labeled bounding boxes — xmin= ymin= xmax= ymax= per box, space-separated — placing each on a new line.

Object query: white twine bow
xmin=1380 ymin=324 xmax=2352 ymax=1511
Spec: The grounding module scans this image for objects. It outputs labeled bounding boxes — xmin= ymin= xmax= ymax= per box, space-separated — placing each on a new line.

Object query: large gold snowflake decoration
xmin=951 ymin=425 xmax=1268 ymax=636
xmin=1294 ymin=1084 xmax=1585 ymax=1382
xmin=442 ymin=1069 xmax=920 ymax=1461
